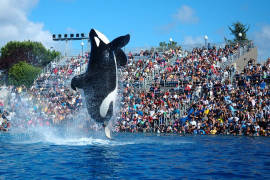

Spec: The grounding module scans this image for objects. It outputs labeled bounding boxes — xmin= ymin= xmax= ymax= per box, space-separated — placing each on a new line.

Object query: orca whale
xmin=71 ymin=29 xmax=130 ymax=136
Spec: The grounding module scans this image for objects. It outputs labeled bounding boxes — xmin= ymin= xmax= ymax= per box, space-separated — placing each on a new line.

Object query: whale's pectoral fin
xmin=71 ymin=73 xmax=86 ymax=90
xmin=115 ymin=48 xmax=127 ymax=66
xmin=109 ymin=34 xmax=130 ymax=50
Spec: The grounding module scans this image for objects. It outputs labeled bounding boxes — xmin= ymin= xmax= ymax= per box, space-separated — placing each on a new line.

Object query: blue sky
xmin=0 ymin=0 xmax=270 ymax=60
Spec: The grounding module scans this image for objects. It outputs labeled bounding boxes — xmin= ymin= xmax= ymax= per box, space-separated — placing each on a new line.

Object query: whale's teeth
xmin=94 ymin=29 xmax=110 ymax=44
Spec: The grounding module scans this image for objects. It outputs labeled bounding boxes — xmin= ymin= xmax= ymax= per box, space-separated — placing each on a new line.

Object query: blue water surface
xmin=0 ymin=132 xmax=270 ymax=179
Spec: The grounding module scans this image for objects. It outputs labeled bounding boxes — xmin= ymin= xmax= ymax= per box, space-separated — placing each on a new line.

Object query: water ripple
xmin=0 ymin=133 xmax=270 ymax=179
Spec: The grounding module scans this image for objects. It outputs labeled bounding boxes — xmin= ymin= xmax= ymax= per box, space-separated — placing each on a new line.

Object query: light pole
xmin=81 ymin=41 xmax=84 ymax=57
xmin=80 ymin=41 xmax=84 ymax=73
xmin=238 ymin=32 xmax=242 ymax=38
xmin=238 ymin=32 xmax=242 ymax=46
xmin=169 ymin=37 xmax=173 ymax=49
xmin=204 ymin=35 xmax=208 ymax=48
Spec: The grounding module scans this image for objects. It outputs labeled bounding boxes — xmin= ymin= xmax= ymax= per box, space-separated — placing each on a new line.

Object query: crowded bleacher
xmin=116 ymin=44 xmax=270 ymax=136
xmin=1 ymin=43 xmax=269 ymax=136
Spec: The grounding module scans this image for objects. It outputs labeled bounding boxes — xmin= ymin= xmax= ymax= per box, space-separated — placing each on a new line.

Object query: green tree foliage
xmin=8 ymin=61 xmax=41 ymax=88
xmin=0 ymin=41 xmax=60 ymax=70
xmin=42 ymin=49 xmax=61 ymax=66
xmin=227 ymin=21 xmax=250 ymax=44
xmin=158 ymin=41 xmax=180 ymax=51
xmin=159 ymin=41 xmax=167 ymax=48
xmin=168 ymin=41 xmax=178 ymax=49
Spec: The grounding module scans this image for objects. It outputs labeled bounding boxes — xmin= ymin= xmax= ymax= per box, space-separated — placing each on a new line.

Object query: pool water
xmin=0 ymin=131 xmax=270 ymax=179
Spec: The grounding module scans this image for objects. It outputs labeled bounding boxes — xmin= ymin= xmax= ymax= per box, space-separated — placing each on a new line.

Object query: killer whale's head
xmin=89 ymin=29 xmax=130 ymax=68
xmin=71 ymin=29 xmax=130 ymax=91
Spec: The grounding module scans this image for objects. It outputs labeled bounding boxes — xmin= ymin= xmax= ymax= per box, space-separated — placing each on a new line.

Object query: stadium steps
xmin=220 ymin=44 xmax=257 ymax=72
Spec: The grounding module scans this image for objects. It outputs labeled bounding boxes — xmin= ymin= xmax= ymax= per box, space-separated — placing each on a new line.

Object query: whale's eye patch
xmin=94 ymin=37 xmax=100 ymax=47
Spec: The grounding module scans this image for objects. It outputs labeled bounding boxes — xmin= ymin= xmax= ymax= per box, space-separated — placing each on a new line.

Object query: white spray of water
xmin=4 ymin=68 xmax=193 ymax=146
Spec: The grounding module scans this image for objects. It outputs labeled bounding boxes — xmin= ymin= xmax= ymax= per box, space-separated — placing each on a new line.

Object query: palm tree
xmin=228 ymin=21 xmax=249 ymax=44
xmin=159 ymin=41 xmax=167 ymax=51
